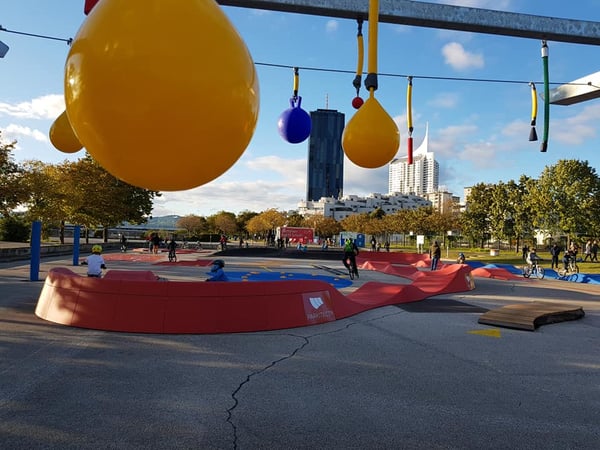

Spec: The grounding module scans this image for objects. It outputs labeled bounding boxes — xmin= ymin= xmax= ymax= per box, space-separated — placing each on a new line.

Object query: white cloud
xmin=441 ymin=42 xmax=484 ymax=70
xmin=325 ymin=20 xmax=339 ymax=33
xmin=2 ymin=124 xmax=48 ymax=142
xmin=0 ymin=94 xmax=64 ymax=120
xmin=428 ymin=92 xmax=459 ymax=109
xmin=153 ymin=177 xmax=306 ymax=216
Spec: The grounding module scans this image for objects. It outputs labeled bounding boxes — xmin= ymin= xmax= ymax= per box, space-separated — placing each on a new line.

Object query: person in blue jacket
xmin=206 ymin=259 xmax=229 ymax=282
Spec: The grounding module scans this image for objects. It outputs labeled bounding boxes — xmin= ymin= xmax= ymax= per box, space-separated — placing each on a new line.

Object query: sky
xmin=2 ymin=0 xmax=600 ymax=217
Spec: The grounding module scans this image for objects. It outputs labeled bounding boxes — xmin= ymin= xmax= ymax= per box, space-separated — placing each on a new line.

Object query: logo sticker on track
xmin=302 ymin=291 xmax=335 ymax=324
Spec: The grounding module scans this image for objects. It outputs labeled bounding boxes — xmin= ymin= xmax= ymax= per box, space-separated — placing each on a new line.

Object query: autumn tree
xmin=20 ymin=160 xmax=70 ymax=241
xmin=176 ymin=215 xmax=207 ymax=237
xmin=340 ymin=213 xmax=370 ymax=233
xmin=60 ymin=156 xmax=158 ymax=242
xmin=244 ymin=209 xmax=286 ymax=238
xmin=207 ymin=211 xmax=238 ymax=236
xmin=302 ymin=215 xmax=341 ymax=238
xmin=236 ymin=210 xmax=258 ymax=238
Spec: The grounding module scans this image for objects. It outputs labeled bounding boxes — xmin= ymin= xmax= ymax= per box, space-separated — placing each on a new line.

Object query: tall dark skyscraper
xmin=306 ymin=109 xmax=345 ymax=201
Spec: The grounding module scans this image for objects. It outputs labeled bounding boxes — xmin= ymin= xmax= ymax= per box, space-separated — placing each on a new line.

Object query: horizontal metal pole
xmin=217 ymin=0 xmax=600 ymax=45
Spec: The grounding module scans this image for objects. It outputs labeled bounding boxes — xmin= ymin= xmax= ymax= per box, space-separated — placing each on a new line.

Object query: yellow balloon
xmin=49 ymin=110 xmax=83 ymax=154
xmin=64 ymin=0 xmax=259 ymax=191
xmin=342 ymin=93 xmax=400 ymax=168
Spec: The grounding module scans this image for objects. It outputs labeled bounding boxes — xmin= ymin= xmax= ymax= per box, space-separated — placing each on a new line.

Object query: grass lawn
xmin=397 ymin=246 xmax=600 ymax=275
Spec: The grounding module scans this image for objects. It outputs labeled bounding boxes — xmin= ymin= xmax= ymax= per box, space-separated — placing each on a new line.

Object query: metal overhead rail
xmin=217 ymin=0 xmax=600 ymax=46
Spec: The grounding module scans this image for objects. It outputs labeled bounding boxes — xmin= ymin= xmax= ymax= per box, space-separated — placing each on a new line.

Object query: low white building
xmin=297 ymin=193 xmax=432 ymax=221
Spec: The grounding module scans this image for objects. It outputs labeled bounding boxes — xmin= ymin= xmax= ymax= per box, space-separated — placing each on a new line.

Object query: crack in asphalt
xmin=224 ymin=314 xmax=399 ymax=450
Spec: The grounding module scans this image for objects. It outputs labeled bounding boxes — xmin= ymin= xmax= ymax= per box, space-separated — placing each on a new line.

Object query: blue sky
xmin=2 ymin=0 xmax=600 ymax=217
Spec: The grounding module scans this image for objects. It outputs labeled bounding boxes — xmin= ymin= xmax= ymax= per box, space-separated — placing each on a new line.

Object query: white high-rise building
xmin=388 ymin=125 xmax=439 ymax=195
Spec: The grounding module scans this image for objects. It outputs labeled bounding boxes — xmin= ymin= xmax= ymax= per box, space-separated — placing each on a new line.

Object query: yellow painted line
xmin=468 ymin=328 xmax=501 ymax=338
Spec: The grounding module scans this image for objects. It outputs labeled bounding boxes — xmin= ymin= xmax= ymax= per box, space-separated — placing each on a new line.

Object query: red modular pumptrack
xmin=35 ymin=252 xmax=475 ymax=334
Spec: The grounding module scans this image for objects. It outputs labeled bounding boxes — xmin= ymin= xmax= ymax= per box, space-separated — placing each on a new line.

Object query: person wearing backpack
xmin=342 ymin=238 xmax=359 ymax=278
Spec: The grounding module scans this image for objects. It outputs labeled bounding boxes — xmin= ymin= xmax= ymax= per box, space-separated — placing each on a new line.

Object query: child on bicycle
xmin=562 ymin=249 xmax=576 ymax=271
xmin=526 ymin=248 xmax=541 ymax=267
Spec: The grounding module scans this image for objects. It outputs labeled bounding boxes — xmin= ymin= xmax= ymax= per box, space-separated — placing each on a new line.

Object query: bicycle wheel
xmin=522 ymin=266 xmax=531 ymax=278
xmin=536 ymin=267 xmax=545 ymax=280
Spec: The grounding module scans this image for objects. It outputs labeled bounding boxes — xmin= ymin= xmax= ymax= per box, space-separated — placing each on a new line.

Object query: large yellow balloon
xmin=342 ymin=92 xmax=400 ymax=168
xmin=64 ymin=0 xmax=259 ymax=191
xmin=49 ymin=110 xmax=83 ymax=154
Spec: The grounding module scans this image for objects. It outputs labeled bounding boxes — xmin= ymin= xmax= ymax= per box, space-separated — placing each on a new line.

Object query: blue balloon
xmin=278 ymin=97 xmax=312 ymax=144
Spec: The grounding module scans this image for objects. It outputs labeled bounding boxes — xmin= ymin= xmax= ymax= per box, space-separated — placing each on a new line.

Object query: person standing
xmin=592 ymin=240 xmax=598 ymax=262
xmin=583 ymin=240 xmax=592 ymax=262
xmin=522 ymin=244 xmax=529 ymax=261
xmin=430 ymin=241 xmax=441 ymax=271
xmin=550 ymin=244 xmax=560 ymax=270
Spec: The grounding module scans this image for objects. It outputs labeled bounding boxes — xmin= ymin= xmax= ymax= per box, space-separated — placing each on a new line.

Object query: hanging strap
xmin=353 ymin=19 xmax=364 ymax=96
xmin=364 ymin=0 xmax=379 ymax=93
xmin=540 ymin=41 xmax=549 ymax=152
xmin=529 ymin=82 xmax=538 ymax=142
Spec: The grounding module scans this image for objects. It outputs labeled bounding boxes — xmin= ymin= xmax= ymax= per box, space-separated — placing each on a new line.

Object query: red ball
xmin=352 ymin=96 xmax=364 ymax=109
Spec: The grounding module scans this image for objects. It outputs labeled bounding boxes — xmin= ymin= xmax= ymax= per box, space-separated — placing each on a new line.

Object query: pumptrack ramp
xmin=35 ymin=253 xmax=474 ymax=334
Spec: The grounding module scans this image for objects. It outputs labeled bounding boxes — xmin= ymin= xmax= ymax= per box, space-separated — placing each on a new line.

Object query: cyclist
xmin=562 ymin=248 xmax=576 ymax=272
xmin=457 ymin=252 xmax=466 ymax=264
xmin=120 ymin=234 xmax=127 ymax=252
xmin=342 ymin=238 xmax=359 ymax=278
xmin=167 ymin=238 xmax=177 ymax=262
xmin=526 ymin=248 xmax=541 ymax=267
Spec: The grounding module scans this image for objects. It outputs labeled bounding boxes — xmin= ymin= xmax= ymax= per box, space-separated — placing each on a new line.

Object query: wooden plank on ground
xmin=478 ymin=302 xmax=585 ymax=331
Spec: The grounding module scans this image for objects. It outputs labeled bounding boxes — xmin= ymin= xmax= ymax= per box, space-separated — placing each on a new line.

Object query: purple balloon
xmin=278 ymin=97 xmax=312 ymax=144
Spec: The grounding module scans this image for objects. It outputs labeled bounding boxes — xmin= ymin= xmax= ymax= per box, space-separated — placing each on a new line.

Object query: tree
xmin=508 ymin=176 xmax=536 ymax=251
xmin=236 ymin=210 xmax=258 ymax=237
xmin=210 ymin=211 xmax=238 ymax=236
xmin=532 ymin=159 xmax=600 ymax=242
xmin=0 ymin=132 xmax=25 ymax=217
xmin=20 ymin=161 xmax=70 ymax=241
xmin=303 ymin=215 xmax=342 ymax=238
xmin=176 ymin=215 xmax=207 ymax=237
xmin=285 ymin=211 xmax=305 ymax=227
xmin=461 ymin=183 xmax=493 ymax=247
xmin=340 ymin=213 xmax=370 ymax=233
xmin=61 ymin=155 xmax=159 ymax=242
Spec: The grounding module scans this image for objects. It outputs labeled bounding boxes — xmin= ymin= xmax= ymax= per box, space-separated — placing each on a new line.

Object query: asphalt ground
xmin=0 ymin=249 xmax=599 ymax=450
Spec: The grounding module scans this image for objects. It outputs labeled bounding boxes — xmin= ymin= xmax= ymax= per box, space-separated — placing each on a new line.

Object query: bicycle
xmin=557 ymin=259 xmax=579 ymax=277
xmin=344 ymin=256 xmax=358 ymax=280
xmin=168 ymin=248 xmax=177 ymax=263
xmin=522 ymin=260 xmax=544 ymax=279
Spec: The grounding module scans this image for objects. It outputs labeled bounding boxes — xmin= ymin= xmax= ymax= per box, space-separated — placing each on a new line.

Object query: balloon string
xmin=541 ymin=41 xmax=549 ymax=152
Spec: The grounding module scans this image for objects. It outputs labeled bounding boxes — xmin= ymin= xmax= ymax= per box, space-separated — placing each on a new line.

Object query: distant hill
xmin=121 ymin=215 xmax=181 ymax=230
